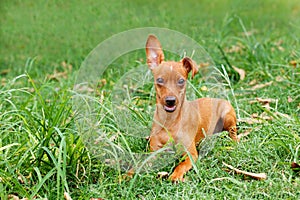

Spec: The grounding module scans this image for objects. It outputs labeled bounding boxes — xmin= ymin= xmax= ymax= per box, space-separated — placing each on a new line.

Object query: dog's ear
xmin=182 ymin=57 xmax=199 ymax=79
xmin=146 ymin=35 xmax=164 ymax=69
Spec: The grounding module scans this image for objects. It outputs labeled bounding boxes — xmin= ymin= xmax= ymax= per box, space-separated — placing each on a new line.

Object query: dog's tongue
xmin=164 ymin=105 xmax=176 ymax=112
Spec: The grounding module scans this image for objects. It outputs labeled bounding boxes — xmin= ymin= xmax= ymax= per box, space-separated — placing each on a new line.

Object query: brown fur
xmin=146 ymin=35 xmax=239 ymax=182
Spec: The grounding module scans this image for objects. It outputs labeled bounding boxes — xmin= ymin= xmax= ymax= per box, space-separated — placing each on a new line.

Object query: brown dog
xmin=146 ymin=35 xmax=239 ymax=182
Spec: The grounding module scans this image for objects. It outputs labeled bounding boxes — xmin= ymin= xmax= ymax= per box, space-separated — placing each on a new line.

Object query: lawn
xmin=1 ymin=0 xmax=300 ymax=199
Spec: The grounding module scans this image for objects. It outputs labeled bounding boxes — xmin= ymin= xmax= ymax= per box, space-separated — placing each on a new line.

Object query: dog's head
xmin=146 ymin=35 xmax=199 ymax=113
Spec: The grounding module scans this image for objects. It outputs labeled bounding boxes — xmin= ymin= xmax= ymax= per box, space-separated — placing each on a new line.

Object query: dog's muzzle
xmin=164 ymin=96 xmax=176 ymax=112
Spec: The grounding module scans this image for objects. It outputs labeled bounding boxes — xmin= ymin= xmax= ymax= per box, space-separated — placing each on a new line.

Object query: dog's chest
xmin=162 ymin=121 xmax=198 ymax=146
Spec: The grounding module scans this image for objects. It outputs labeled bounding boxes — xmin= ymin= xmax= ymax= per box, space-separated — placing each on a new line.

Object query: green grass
xmin=1 ymin=0 xmax=300 ymax=199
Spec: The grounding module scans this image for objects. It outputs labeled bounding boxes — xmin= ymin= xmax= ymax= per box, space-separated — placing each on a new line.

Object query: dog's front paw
xmin=169 ymin=171 xmax=185 ymax=182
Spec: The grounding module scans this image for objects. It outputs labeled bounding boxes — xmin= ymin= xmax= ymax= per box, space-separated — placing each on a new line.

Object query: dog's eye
xmin=178 ymin=78 xmax=185 ymax=85
xmin=156 ymin=78 xmax=164 ymax=84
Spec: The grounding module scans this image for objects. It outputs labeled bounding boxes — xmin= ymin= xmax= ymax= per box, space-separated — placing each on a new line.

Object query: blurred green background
xmin=1 ymin=0 xmax=299 ymax=74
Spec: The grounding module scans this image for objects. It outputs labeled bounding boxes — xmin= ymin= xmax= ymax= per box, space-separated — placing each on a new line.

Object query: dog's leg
xmin=223 ymin=111 xmax=239 ymax=142
xmin=169 ymin=142 xmax=198 ymax=182
xmin=149 ymin=134 xmax=167 ymax=151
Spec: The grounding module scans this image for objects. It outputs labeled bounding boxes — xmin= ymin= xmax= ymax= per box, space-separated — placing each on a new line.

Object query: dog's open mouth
xmin=164 ymin=105 xmax=176 ymax=112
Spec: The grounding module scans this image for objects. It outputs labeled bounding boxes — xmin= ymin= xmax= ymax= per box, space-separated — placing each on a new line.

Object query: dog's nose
xmin=165 ymin=96 xmax=176 ymax=106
